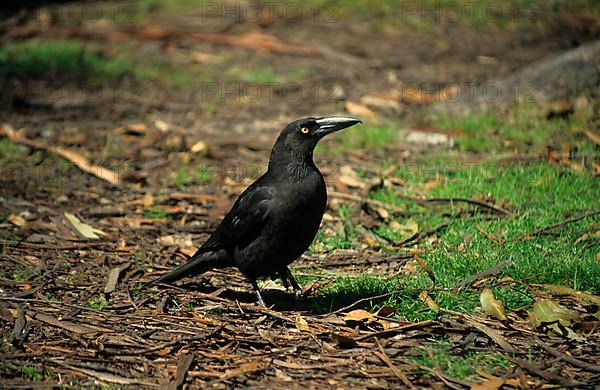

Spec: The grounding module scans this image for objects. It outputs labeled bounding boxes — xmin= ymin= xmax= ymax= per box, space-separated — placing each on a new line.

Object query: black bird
xmin=155 ymin=116 xmax=362 ymax=304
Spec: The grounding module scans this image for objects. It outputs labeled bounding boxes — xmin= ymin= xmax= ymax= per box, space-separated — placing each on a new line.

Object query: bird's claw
xmin=293 ymin=287 xmax=302 ymax=299
xmin=281 ymin=268 xmax=302 ymax=299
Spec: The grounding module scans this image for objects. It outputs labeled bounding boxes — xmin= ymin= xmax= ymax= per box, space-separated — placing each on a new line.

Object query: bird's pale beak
xmin=314 ymin=116 xmax=362 ymax=137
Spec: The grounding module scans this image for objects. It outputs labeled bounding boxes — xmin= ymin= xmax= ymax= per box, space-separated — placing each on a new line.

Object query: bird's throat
xmin=268 ymin=149 xmax=317 ymax=182
xmin=286 ymin=150 xmax=317 ymax=182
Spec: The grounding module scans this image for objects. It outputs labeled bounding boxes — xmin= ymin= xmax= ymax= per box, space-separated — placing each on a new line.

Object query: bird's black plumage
xmin=155 ymin=116 xmax=362 ymax=304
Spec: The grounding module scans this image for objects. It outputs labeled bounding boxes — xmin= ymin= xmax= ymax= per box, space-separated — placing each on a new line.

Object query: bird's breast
xmin=273 ymin=172 xmax=326 ymax=242
xmin=235 ymin=170 xmax=327 ymax=277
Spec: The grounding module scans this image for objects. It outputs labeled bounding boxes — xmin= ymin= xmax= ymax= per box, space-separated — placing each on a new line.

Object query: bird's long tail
xmin=154 ymin=249 xmax=228 ymax=285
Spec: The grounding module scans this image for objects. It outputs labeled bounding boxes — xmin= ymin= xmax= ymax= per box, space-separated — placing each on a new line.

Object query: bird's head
xmin=270 ymin=116 xmax=362 ymax=164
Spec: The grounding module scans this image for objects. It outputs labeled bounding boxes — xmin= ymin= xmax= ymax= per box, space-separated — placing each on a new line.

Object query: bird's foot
xmin=283 ymin=268 xmax=302 ymax=299
xmin=250 ymin=279 xmax=266 ymax=306
xmin=292 ymin=286 xmax=302 ymax=299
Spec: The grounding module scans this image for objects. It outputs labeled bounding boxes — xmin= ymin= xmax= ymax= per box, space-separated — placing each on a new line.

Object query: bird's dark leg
xmin=250 ymin=279 xmax=265 ymax=306
xmin=282 ymin=267 xmax=302 ymax=298
xmin=278 ymin=271 xmax=290 ymax=290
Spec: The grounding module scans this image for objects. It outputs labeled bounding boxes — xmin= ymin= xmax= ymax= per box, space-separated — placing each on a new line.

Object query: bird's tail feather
xmin=155 ymin=249 xmax=227 ymax=285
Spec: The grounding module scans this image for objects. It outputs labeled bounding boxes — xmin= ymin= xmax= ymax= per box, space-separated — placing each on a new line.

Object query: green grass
xmin=0 ymin=39 xmax=131 ymax=81
xmin=229 ymin=67 xmax=282 ymax=84
xmin=312 ymin=100 xmax=598 ymax=320
xmin=423 ymin=163 xmax=598 ymax=286
xmin=143 ymin=207 xmax=171 ymax=219
xmin=275 ymin=0 xmax=600 ymax=31
xmin=317 ymin=122 xmax=398 ymax=155
xmin=59 ymin=0 xmax=600 ymax=33
xmin=0 ymin=138 xmax=89 ymax=192
xmin=311 ymin=203 xmax=359 ymax=252
xmin=194 ymin=163 xmax=215 ymax=184
xmin=125 ymin=0 xmax=210 ymax=23
xmin=87 ymin=296 xmax=110 ymax=310
xmin=170 ymin=165 xmax=194 ymax=190
xmin=434 ymin=102 xmax=595 ymax=153
xmin=315 ymin=161 xmax=599 ymax=319
xmin=165 ymin=162 xmax=215 ymax=190
xmin=0 ymin=39 xmax=193 ymax=87
xmin=407 ymin=342 xmax=512 ymax=380
xmin=11 ymin=267 xmax=37 ymax=281
xmin=48 ymin=0 xmax=600 ymax=31
xmin=38 ymin=0 xmax=600 ymax=36
xmin=21 ymin=366 xmax=44 ymax=381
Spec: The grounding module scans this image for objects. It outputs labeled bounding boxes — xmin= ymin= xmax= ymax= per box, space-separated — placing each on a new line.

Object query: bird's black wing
xmin=201 ymin=183 xmax=275 ymax=252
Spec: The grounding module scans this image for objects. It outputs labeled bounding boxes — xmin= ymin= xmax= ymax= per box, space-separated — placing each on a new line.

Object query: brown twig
xmin=329 ymin=191 xmax=407 ymax=213
xmin=415 ymin=256 xmax=436 ymax=283
xmin=375 ymin=339 xmax=416 ymax=389
xmin=475 ymin=225 xmax=505 ymax=245
xmin=169 ymin=353 xmax=194 ymax=390
xmin=535 ymin=338 xmax=600 ymax=373
xmin=330 ymin=191 xmax=510 ymax=216
xmin=48 ymin=359 xmax=160 ymax=387
xmin=507 ymin=357 xmax=580 ymax=387
xmin=332 ymin=291 xmax=397 ymax=314
xmin=396 ymin=221 xmax=451 ymax=247
xmin=422 ymin=197 xmax=510 ymax=215
xmin=354 ymin=320 xmax=437 ymax=342
xmin=452 ymin=260 xmax=514 ymax=289
xmin=0 ymin=123 xmax=121 ymax=185
xmin=522 ymin=210 xmax=600 ymax=238
xmin=465 ymin=319 xmax=517 ymax=353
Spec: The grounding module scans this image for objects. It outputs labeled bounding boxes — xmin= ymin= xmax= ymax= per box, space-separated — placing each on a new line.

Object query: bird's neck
xmin=268 ymin=147 xmax=318 ymax=182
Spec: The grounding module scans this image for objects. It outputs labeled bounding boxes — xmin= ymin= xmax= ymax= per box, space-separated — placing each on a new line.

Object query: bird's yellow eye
xmin=300 ymin=127 xmax=309 ymax=134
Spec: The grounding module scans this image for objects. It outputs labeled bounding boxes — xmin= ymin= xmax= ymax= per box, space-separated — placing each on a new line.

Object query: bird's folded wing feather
xmin=201 ymin=185 xmax=274 ymax=251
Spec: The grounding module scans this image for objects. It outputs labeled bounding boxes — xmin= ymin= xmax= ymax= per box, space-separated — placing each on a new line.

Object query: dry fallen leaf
xmin=361 ymin=233 xmax=380 ymax=248
xmin=8 ymin=214 xmax=27 ymax=227
xmin=375 ymin=305 xmax=396 ymax=318
xmin=1 ymin=124 xmax=121 ymax=185
xmin=220 ymin=360 xmax=262 ymax=380
xmin=142 ymin=192 xmax=154 ymax=207
xmin=541 ymin=284 xmax=600 ymax=306
xmin=158 ymin=346 xmax=173 ymax=356
xmin=274 ymin=368 xmax=294 ymax=382
xmin=529 ymin=299 xmax=583 ymax=340
xmin=295 ymin=314 xmax=310 ymax=332
xmin=402 ymin=129 xmax=454 ymax=147
xmin=376 ymin=208 xmax=389 ymax=220
xmin=333 ymin=333 xmax=357 ymax=348
xmin=338 ymin=165 xmax=366 ymax=189
xmin=419 ymin=291 xmax=440 ymax=313
xmin=530 ymin=299 xmax=578 ymax=327
xmin=178 ymin=246 xmax=198 ymax=257
xmin=64 ymin=212 xmax=107 ymax=239
xmin=343 ymin=309 xmax=375 ymax=324
xmin=126 ymin=123 xmax=147 ymax=134
xmin=425 ymin=176 xmax=445 ymax=191
xmin=157 ymin=234 xmax=193 ymax=247
xmin=471 ymin=377 xmax=505 ymax=390
xmin=359 ymin=92 xmax=402 ymax=111
xmin=256 ymin=279 xmax=286 ymax=292
xmin=394 ymin=219 xmax=419 ymax=238
xmin=480 ymin=288 xmax=507 ymax=321
xmin=345 ymin=101 xmax=378 ymax=122
xmin=154 ymin=119 xmax=170 ymax=132
xmin=190 ymin=140 xmax=207 ymax=154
